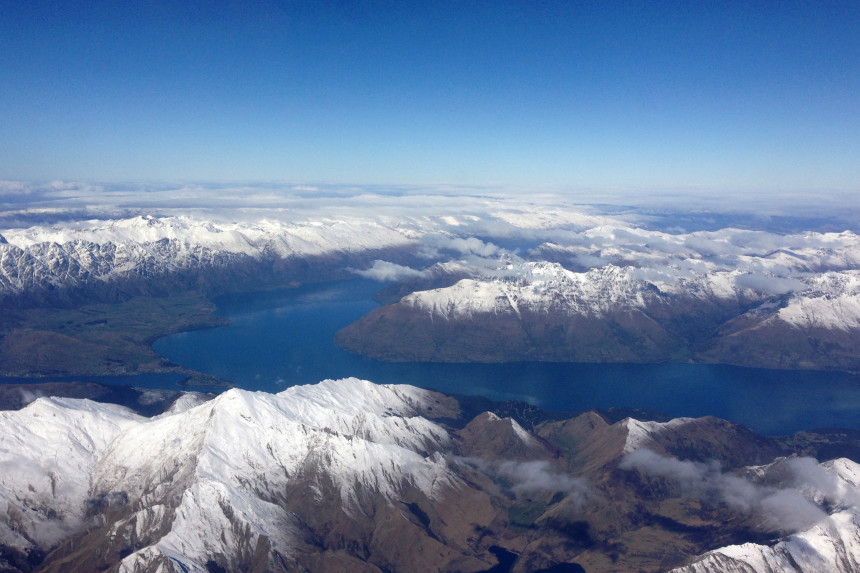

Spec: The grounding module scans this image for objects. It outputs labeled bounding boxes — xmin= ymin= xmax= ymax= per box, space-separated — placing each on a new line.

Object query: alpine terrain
xmin=2 ymin=378 xmax=860 ymax=573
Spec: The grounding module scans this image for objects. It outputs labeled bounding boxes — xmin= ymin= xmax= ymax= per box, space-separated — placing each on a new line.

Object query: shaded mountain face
xmin=2 ymin=378 xmax=860 ymax=573
xmin=336 ymin=262 xmax=860 ymax=371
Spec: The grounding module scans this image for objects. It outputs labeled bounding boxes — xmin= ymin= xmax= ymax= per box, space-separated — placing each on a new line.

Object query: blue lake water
xmin=152 ymin=278 xmax=860 ymax=435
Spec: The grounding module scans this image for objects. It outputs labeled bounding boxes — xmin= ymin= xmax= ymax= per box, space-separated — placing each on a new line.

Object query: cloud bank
xmin=352 ymin=260 xmax=427 ymax=282
xmin=464 ymin=458 xmax=591 ymax=507
xmin=619 ymin=449 xmax=856 ymax=533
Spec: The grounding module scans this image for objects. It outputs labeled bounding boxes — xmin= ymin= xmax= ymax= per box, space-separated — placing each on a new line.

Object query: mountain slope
xmin=3 ymin=379 xmax=860 ymax=572
xmin=0 ymin=398 xmax=142 ymax=562
xmin=0 ymin=215 xmax=416 ymax=306
xmin=336 ymin=262 xmax=860 ymax=370
xmin=1 ymin=380 xmax=501 ymax=573
xmin=670 ymin=458 xmax=860 ymax=573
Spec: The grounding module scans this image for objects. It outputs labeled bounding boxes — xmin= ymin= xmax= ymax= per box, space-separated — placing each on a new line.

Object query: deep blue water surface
xmin=151 ymin=279 xmax=860 ymax=435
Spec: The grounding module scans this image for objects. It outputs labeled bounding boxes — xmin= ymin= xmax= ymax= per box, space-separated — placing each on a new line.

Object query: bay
xmin=153 ymin=278 xmax=860 ymax=435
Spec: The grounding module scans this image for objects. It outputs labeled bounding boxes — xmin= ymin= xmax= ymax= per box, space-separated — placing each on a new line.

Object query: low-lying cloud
xmin=619 ymin=449 xmax=842 ymax=533
xmin=352 ymin=260 xmax=427 ymax=282
xmin=18 ymin=388 xmax=45 ymax=405
xmin=496 ymin=460 xmax=589 ymax=496
xmin=422 ymin=235 xmax=502 ymax=258
xmin=464 ymin=458 xmax=591 ymax=507
xmin=734 ymin=273 xmax=808 ymax=295
xmin=2 ymin=181 xmax=859 ymax=309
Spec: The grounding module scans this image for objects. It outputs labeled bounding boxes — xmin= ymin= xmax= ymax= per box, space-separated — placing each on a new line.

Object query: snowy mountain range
xmin=3 ymin=210 xmax=856 ymax=369
xmin=3 ymin=204 xmax=860 ymax=571
xmin=2 ymin=377 xmax=860 ymax=573
xmin=337 ymin=260 xmax=860 ymax=370
xmin=0 ymin=215 xmax=418 ymax=305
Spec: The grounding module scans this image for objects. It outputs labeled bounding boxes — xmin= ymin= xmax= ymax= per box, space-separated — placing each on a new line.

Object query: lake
xmin=153 ymin=278 xmax=860 ymax=435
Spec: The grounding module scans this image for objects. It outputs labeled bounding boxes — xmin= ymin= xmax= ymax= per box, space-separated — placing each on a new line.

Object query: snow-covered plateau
xmin=2 ymin=378 xmax=860 ymax=573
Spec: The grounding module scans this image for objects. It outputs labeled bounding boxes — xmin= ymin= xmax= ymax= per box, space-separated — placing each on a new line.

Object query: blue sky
xmin=1 ymin=1 xmax=858 ymax=191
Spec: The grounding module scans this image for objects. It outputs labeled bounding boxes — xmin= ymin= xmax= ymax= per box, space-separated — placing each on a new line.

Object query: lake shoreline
xmin=2 ymin=279 xmax=857 ymax=435
xmin=153 ymin=278 xmax=860 ymax=436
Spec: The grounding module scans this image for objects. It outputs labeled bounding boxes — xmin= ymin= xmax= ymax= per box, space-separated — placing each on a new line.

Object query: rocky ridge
xmin=0 ymin=215 xmax=416 ymax=306
xmin=336 ymin=261 xmax=860 ymax=370
xmin=2 ymin=378 xmax=860 ymax=572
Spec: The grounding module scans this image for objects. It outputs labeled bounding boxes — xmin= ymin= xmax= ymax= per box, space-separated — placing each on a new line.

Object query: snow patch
xmin=622 ymin=417 xmax=697 ymax=454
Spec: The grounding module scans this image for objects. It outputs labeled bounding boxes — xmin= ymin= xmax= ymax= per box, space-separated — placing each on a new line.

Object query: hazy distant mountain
xmin=2 ymin=378 xmax=860 ymax=573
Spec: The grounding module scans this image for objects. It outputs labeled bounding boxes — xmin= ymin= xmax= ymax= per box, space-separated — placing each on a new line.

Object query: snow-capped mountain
xmin=0 ymin=215 xmax=415 ymax=304
xmin=3 ymin=210 xmax=860 ymax=369
xmin=399 ymin=262 xmax=745 ymax=318
xmin=671 ymin=507 xmax=860 ymax=573
xmin=1 ymin=215 xmax=413 ymax=256
xmin=0 ymin=379 xmax=496 ymax=572
xmin=670 ymin=458 xmax=860 ymax=573
xmin=3 ymin=378 xmax=860 ymax=573
xmin=1 ymin=209 xmax=858 ymax=403
xmin=337 ymin=261 xmax=860 ymax=370
xmin=0 ymin=397 xmax=142 ymax=552
xmin=393 ymin=261 xmax=860 ymax=332
xmin=4 ymin=211 xmax=860 ymax=310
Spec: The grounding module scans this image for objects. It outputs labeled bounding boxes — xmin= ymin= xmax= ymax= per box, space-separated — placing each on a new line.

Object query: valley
xmin=1 ymin=203 xmax=859 ymax=572
xmin=4 ymin=1 xmax=858 ymax=569
xmin=0 ymin=292 xmax=230 ymax=386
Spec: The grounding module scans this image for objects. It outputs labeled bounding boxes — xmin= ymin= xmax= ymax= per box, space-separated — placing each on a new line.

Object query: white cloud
xmin=352 ymin=260 xmax=427 ymax=282
xmin=18 ymin=389 xmax=45 ymax=405
xmin=734 ymin=273 xmax=807 ymax=295
xmin=465 ymin=458 xmax=592 ymax=507
xmin=425 ymin=235 xmax=502 ymax=257
xmin=683 ymin=235 xmax=739 ymax=257
xmin=619 ymin=449 xmax=838 ymax=533
xmin=495 ymin=459 xmax=591 ymax=499
xmin=2 ymin=181 xmax=859 ymax=303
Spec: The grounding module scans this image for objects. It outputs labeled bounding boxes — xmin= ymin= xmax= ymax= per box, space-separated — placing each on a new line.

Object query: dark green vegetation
xmin=0 ymin=246 xmax=425 ymax=385
xmin=0 ymin=293 xmax=230 ymax=386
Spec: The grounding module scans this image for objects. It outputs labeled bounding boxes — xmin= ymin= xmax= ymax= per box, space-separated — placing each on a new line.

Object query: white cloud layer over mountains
xmin=1 ymin=180 xmax=859 ymax=337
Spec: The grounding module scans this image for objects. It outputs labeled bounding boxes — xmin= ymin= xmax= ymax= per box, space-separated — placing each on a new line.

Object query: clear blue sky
xmin=1 ymin=1 xmax=858 ymax=190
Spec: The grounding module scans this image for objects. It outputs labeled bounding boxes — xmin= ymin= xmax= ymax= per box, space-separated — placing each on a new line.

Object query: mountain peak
xmin=3 ymin=380 xmax=860 ymax=573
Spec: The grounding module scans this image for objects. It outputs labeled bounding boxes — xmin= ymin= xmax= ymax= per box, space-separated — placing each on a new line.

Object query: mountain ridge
xmin=336 ymin=262 xmax=860 ymax=371
xmin=3 ymin=378 xmax=860 ymax=573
